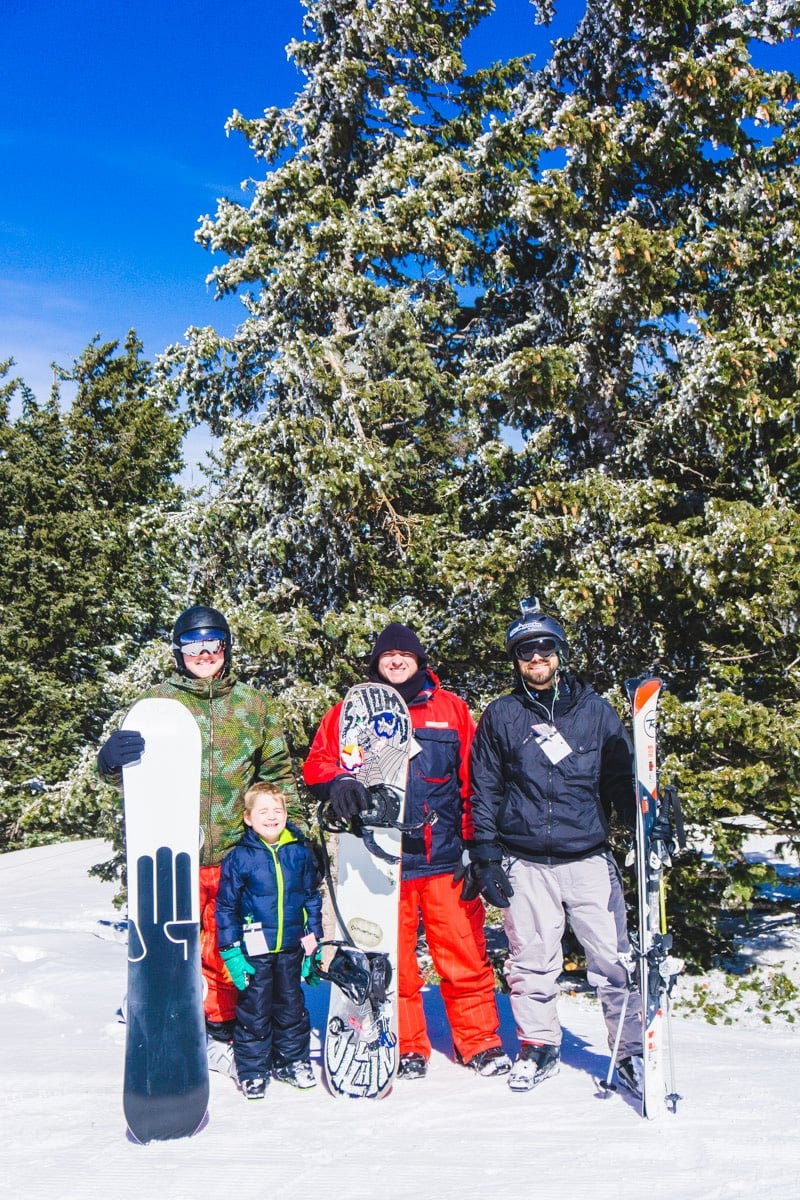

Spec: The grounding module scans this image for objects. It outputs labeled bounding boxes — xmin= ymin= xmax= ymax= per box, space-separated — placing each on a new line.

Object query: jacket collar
xmin=167 ymin=670 xmax=237 ymax=699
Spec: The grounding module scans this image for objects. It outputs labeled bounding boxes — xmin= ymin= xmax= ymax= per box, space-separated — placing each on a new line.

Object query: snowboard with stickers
xmin=321 ymin=683 xmax=414 ymax=1099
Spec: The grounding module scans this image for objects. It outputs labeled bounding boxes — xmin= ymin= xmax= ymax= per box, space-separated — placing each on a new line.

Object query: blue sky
xmin=1 ymin=0 xmax=582 ymax=407
xmin=3 ymin=1 xmax=793 ymax=420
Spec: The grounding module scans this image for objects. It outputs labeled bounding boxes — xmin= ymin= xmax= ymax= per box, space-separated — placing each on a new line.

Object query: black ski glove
xmin=457 ymin=843 xmax=514 ymax=909
xmin=328 ymin=775 xmax=371 ymax=820
xmin=453 ymin=844 xmax=480 ymax=901
xmin=97 ymin=729 xmax=145 ymax=775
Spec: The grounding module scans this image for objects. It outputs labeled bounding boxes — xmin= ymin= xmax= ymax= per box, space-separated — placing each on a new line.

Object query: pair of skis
xmin=612 ymin=675 xmax=685 ymax=1120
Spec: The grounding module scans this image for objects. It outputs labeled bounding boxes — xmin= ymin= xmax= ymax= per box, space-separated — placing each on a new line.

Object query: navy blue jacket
xmin=216 ymin=822 xmax=323 ymax=953
xmin=470 ymin=674 xmax=634 ymax=863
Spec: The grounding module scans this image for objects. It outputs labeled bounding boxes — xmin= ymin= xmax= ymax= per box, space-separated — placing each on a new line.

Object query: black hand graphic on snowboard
xmin=128 ymin=845 xmax=199 ymax=968
xmin=124 ymin=846 xmax=208 ymax=1142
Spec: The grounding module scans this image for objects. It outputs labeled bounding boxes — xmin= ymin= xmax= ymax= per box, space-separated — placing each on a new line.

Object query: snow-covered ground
xmin=1 ymin=839 xmax=798 ymax=1200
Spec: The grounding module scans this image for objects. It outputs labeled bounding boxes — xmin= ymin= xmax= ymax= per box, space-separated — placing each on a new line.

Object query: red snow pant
xmin=398 ymin=872 xmax=502 ymax=1063
xmin=200 ymin=864 xmax=239 ymax=1024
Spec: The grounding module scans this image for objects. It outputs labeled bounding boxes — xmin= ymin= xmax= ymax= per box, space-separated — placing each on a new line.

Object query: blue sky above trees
xmin=1 ymin=0 xmax=585 ymax=402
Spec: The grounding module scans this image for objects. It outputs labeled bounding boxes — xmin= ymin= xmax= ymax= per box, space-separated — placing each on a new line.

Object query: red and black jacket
xmin=303 ymin=670 xmax=475 ymax=880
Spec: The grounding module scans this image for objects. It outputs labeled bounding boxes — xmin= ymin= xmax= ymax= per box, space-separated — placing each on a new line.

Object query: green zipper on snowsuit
xmin=258 ymin=827 xmax=295 ymax=951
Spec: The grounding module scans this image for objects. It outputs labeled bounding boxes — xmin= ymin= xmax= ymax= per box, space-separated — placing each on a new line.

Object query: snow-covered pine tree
xmin=145 ymin=0 xmax=799 ymax=961
xmin=450 ymin=0 xmax=800 ymax=958
xmin=155 ymin=0 xmax=519 ymax=733
xmin=0 ymin=336 xmax=186 ymax=849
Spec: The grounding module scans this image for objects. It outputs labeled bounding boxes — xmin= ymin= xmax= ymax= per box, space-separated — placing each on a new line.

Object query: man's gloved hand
xmin=329 ymin=775 xmax=371 ymax=820
xmin=459 ymin=843 xmax=514 ymax=908
xmin=97 ymin=729 xmax=145 ymax=775
xmin=220 ymin=943 xmax=256 ymax=991
xmin=453 ymin=846 xmax=482 ymax=901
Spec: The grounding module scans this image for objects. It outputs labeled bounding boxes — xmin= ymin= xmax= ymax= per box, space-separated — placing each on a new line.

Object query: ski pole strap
xmin=661 ymin=784 xmax=687 ymax=850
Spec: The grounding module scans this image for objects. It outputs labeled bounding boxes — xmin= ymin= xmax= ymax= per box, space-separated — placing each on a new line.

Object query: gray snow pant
xmin=503 ymin=851 xmax=642 ymax=1057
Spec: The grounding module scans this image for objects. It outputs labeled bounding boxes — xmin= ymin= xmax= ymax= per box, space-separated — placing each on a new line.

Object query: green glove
xmin=220 ymin=943 xmax=256 ymax=990
xmin=302 ymin=945 xmax=324 ymax=987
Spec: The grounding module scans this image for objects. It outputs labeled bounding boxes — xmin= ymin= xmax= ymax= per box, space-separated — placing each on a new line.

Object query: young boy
xmin=215 ymin=782 xmax=323 ymax=1099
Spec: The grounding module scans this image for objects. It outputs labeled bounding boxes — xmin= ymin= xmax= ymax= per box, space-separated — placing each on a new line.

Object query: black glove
xmin=457 ymin=843 xmax=514 ymax=908
xmin=97 ymin=729 xmax=145 ymax=775
xmin=328 ymin=775 xmax=371 ymax=820
xmin=453 ymin=846 xmax=481 ymax=901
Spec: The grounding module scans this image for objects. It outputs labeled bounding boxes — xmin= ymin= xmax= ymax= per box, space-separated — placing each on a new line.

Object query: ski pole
xmin=597 ymin=956 xmax=634 ymax=1096
xmin=663 ymin=978 xmax=681 ymax=1113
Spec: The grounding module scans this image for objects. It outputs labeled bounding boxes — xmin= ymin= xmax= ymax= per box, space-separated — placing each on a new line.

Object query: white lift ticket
xmin=531 ymin=722 xmax=573 ymax=764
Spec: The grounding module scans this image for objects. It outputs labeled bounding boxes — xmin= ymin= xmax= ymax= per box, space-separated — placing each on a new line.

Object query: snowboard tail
xmin=121 ymin=699 xmax=209 ymax=1142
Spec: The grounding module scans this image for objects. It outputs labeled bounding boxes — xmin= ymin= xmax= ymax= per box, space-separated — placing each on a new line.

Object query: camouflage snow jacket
xmin=107 ymin=671 xmax=298 ymax=868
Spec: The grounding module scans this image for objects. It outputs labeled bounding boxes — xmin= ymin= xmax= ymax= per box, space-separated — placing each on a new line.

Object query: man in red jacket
xmin=303 ymin=622 xmax=509 ymax=1080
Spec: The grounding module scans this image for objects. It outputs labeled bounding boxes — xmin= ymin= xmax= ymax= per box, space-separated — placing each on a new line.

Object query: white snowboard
xmin=323 ymin=683 xmax=413 ymax=1099
xmin=121 ymin=697 xmax=209 ymax=1143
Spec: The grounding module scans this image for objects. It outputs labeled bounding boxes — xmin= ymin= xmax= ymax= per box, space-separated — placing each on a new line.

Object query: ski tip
xmin=625 ymin=675 xmax=663 ymax=705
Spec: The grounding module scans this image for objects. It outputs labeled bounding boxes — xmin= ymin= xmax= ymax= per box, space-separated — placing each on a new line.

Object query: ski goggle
xmin=177 ymin=631 xmax=227 ymax=657
xmin=514 ymin=637 xmax=560 ymax=661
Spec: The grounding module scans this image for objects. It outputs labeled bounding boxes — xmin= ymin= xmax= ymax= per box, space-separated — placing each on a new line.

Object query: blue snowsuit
xmin=216 ymin=822 xmax=323 ymax=1080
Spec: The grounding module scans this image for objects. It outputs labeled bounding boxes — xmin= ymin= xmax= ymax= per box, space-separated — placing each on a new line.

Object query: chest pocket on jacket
xmin=411 ymin=726 xmax=461 ymax=792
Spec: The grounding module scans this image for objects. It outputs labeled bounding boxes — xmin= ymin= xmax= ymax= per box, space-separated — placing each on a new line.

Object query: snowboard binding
xmin=318 ymin=785 xmax=439 ymax=864
xmin=318 ymin=943 xmax=392 ymax=1007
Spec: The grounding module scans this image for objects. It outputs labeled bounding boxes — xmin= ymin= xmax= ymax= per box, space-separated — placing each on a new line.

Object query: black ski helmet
xmin=505 ymin=596 xmax=569 ymax=662
xmin=172 ymin=605 xmax=233 ymax=677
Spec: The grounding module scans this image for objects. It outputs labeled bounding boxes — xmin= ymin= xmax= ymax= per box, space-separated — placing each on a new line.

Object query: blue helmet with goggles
xmin=505 ymin=597 xmax=569 ymax=663
xmin=172 ymin=605 xmax=232 ymax=677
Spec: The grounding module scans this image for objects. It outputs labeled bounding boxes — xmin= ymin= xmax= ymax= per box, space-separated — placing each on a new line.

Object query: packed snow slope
xmin=1 ymin=840 xmax=798 ymax=1200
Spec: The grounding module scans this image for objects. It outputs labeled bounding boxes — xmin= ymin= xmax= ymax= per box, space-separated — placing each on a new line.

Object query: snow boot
xmin=617 ymin=1055 xmax=644 ymax=1099
xmin=397 ymin=1052 xmax=428 ymax=1080
xmin=206 ymin=1033 xmax=238 ymax=1080
xmin=241 ymin=1077 xmax=268 ymax=1100
xmin=273 ymin=1060 xmax=316 ymax=1089
xmin=456 ymin=1045 xmax=512 ymax=1076
xmin=508 ymin=1042 xmax=560 ymax=1092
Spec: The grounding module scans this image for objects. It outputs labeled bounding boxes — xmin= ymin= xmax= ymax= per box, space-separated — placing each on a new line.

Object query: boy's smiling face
xmin=245 ymin=794 xmax=287 ymax=844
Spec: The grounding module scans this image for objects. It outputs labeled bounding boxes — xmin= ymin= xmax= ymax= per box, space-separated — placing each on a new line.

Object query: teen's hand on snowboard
xmin=98 ymin=729 xmax=145 ymax=774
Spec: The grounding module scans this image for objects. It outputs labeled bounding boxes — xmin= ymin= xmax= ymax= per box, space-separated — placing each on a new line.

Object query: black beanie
xmin=368 ymin=622 xmax=427 ymax=671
